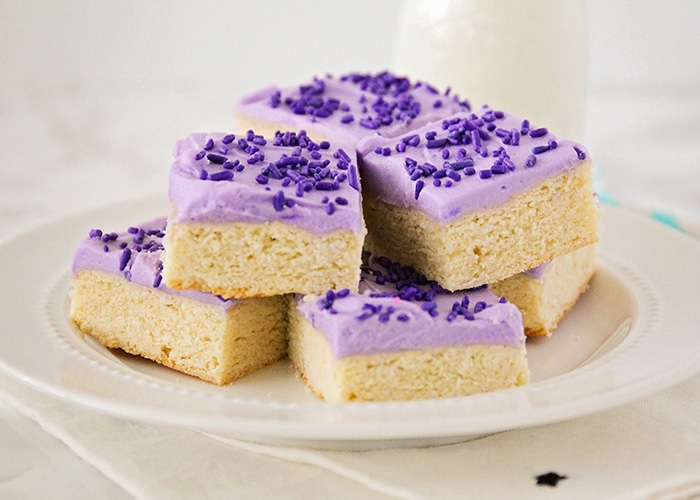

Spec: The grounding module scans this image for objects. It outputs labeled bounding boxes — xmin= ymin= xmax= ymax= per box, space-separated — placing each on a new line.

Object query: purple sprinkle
xmin=525 ymin=154 xmax=537 ymax=167
xmin=270 ymin=90 xmax=281 ymax=108
xmin=529 ymin=127 xmax=548 ymax=138
xmin=326 ymin=202 xmax=335 ymax=215
xmin=153 ymin=273 xmax=163 ymax=288
xmin=272 ymin=190 xmax=285 ymax=211
xmin=209 ymin=170 xmax=234 ymax=181
xmin=511 ymin=129 xmax=520 ymax=146
xmin=340 ymin=114 xmax=354 ymax=124
xmin=335 ymin=196 xmax=348 ymax=205
xmin=470 ymin=129 xmax=481 ymax=148
xmin=396 ymin=313 xmax=410 ymax=322
xmin=119 ymin=248 xmax=131 ymax=271
xmin=426 ymin=138 xmax=447 ymax=149
xmin=414 ymin=179 xmax=425 ymax=199
xmin=89 ymin=229 xmax=102 ymax=238
xmin=479 ymin=169 xmax=492 ymax=179
xmin=207 ymin=153 xmax=227 ymax=164
xmin=495 ymin=128 xmax=509 ymax=138
xmin=407 ymin=135 xmax=421 ymax=147
xmin=378 ymin=311 xmax=392 ymax=323
xmin=474 ymin=301 xmax=487 ymax=313
xmin=336 ymin=148 xmax=352 ymax=162
xmin=359 ymin=117 xmax=378 ymax=130
xmin=421 ymin=301 xmax=437 ymax=311
xmin=194 ymin=150 xmax=206 ymax=161
xmin=521 ymin=119 xmax=530 ymax=134
xmin=255 ymin=174 xmax=269 ymax=185
xmin=446 ymin=169 xmax=461 ymax=181
xmin=204 ymin=138 xmax=215 ymax=150
xmin=337 ymin=288 xmax=351 ymax=298
xmin=532 ymin=144 xmax=551 ymax=155
xmin=348 ymin=165 xmax=360 ymax=191
xmin=315 ymin=181 xmax=336 ymax=191
xmin=199 ymin=169 xmax=208 ymax=180
xmin=451 ymin=158 xmax=474 ymax=170
xmin=573 ymin=146 xmax=587 ymax=160
xmin=548 ymin=139 xmax=558 ymax=149
xmin=222 ymin=134 xmax=236 ymax=144
xmin=491 ymin=164 xmax=508 ymax=175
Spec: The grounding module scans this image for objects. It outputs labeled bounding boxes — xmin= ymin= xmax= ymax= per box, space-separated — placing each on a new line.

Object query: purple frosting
xmin=356 ymin=108 xmax=589 ymax=222
xmin=168 ymin=130 xmax=363 ymax=235
xmin=522 ymin=261 xmax=549 ymax=280
xmin=295 ymin=254 xmax=524 ymax=359
xmin=71 ymin=218 xmax=236 ymax=309
xmin=236 ymin=71 xmax=470 ymax=146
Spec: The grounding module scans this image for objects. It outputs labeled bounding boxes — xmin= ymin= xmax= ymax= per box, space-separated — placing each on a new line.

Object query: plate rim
xmin=1 ymin=197 xmax=700 ymax=446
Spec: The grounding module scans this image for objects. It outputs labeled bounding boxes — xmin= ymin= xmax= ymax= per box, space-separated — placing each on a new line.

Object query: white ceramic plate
xmin=1 ymin=196 xmax=700 ymax=450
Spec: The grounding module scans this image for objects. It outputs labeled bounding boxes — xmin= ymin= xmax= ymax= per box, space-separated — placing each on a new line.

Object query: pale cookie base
xmin=162 ymin=218 xmax=365 ymax=298
xmin=491 ymin=244 xmax=597 ymax=337
xmin=362 ymin=161 xmax=599 ymax=291
xmin=288 ymin=305 xmax=529 ymax=402
xmin=70 ymin=269 xmax=287 ymax=385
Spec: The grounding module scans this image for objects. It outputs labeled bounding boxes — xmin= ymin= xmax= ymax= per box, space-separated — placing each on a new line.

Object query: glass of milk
xmin=394 ymin=0 xmax=588 ymax=141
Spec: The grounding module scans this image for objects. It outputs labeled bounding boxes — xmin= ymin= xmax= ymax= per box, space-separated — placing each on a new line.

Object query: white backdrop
xmin=1 ymin=0 xmax=699 ymax=232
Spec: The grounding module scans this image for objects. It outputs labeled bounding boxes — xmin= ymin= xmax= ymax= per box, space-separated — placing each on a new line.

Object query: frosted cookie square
xmin=69 ymin=218 xmax=287 ymax=385
xmin=288 ymin=254 xmax=529 ymax=402
xmin=356 ymin=109 xmax=599 ymax=291
xmin=491 ymin=244 xmax=597 ymax=337
xmin=236 ymin=71 xmax=470 ymax=147
xmin=162 ymin=130 xmax=365 ymax=298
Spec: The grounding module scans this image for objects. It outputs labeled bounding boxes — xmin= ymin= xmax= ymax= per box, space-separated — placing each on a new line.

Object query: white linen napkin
xmin=2 ymin=370 xmax=700 ymax=500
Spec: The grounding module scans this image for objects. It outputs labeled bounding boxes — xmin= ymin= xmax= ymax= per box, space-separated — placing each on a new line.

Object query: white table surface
xmin=2 ymin=1 xmax=700 ymax=498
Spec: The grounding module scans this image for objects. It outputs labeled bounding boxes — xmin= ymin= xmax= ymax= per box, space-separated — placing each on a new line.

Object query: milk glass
xmin=394 ymin=0 xmax=589 ymax=140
